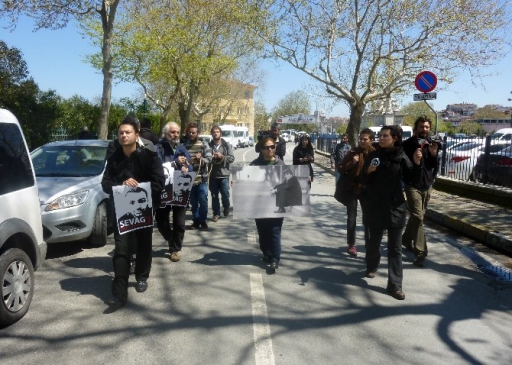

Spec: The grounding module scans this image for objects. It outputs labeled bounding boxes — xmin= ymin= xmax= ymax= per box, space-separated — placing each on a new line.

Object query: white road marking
xmin=250 ymin=273 xmax=276 ymax=365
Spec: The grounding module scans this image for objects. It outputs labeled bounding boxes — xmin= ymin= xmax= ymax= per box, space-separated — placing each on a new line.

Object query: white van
xmin=0 ymin=109 xmax=47 ymax=326
xmin=219 ymin=124 xmax=238 ymax=149
xmin=368 ymin=125 xmax=413 ymax=140
xmin=235 ymin=126 xmax=249 ymax=148
xmin=490 ymin=128 xmax=512 ymax=144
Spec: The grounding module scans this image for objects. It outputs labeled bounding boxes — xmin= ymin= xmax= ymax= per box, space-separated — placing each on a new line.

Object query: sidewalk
xmin=314 ymin=150 xmax=512 ymax=257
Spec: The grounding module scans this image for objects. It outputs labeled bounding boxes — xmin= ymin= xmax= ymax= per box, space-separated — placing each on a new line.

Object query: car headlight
xmin=45 ymin=190 xmax=90 ymax=211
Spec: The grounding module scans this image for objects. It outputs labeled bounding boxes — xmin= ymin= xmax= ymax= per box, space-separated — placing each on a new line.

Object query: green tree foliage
xmin=253 ymin=100 xmax=271 ymax=135
xmin=401 ymin=102 xmax=437 ymax=126
xmin=270 ymin=90 xmax=315 ymax=133
xmin=471 ymin=106 xmax=509 ymax=120
xmin=1 ymin=0 xmax=126 ymax=140
xmin=109 ymin=0 xmax=267 ymax=133
xmin=256 ymin=0 xmax=512 ymax=145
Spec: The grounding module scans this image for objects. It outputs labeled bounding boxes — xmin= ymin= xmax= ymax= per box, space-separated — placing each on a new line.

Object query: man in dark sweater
xmin=401 ymin=117 xmax=439 ymax=267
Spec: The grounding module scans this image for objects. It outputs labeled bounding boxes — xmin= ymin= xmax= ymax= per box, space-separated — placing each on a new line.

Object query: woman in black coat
xmin=359 ymin=125 xmax=422 ymax=300
xmin=293 ymin=134 xmax=314 ymax=185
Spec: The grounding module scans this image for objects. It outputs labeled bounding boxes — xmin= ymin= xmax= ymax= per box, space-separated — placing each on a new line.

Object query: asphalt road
xmin=1 ymin=144 xmax=512 ymax=365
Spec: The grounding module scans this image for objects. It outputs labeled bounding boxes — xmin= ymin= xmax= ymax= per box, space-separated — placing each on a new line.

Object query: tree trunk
xmin=97 ymin=1 xmax=119 ymax=140
xmin=346 ymin=102 xmax=365 ymax=147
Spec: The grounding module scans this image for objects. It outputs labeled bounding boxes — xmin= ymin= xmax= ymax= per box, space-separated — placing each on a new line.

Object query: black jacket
xmin=359 ymin=146 xmax=422 ymax=228
xmin=402 ymin=136 xmax=438 ymax=190
xmin=101 ymin=144 xmax=165 ymax=208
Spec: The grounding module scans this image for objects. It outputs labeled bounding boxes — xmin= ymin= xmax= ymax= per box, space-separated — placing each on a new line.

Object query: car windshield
xmin=31 ymin=145 xmax=107 ymax=177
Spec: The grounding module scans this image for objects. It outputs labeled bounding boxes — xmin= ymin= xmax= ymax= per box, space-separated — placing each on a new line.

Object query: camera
xmin=428 ymin=135 xmax=444 ymax=144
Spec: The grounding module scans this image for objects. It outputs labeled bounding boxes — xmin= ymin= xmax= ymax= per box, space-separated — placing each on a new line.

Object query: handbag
xmin=334 ymin=172 xmax=354 ymax=206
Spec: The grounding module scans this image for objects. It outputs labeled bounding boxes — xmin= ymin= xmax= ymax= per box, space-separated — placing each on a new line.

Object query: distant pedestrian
xmin=293 ymin=134 xmax=314 ymax=186
xmin=183 ymin=122 xmax=212 ymax=230
xmin=209 ymin=125 xmax=235 ymax=222
xmin=250 ymin=137 xmax=285 ymax=270
xmin=255 ymin=123 xmax=286 ymax=159
xmin=139 ymin=117 xmax=160 ymax=145
xmin=330 ymin=133 xmax=351 ymax=183
xmin=402 ymin=116 xmax=439 ymax=267
xmin=359 ymin=125 xmax=422 ymax=300
xmin=77 ymin=126 xmax=93 ymax=139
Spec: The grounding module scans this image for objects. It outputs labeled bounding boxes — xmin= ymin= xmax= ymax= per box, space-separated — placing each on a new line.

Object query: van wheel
xmin=0 ymin=248 xmax=35 ymax=326
xmin=87 ymin=203 xmax=107 ymax=247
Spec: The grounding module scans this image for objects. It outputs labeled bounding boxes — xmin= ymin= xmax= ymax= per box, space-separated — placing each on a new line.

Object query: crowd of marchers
xmin=99 ymin=114 xmax=436 ymax=307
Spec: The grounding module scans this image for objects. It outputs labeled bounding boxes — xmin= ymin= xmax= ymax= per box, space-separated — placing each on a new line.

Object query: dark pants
xmin=209 ymin=177 xmax=230 ymax=216
xmin=345 ymin=195 xmax=370 ymax=247
xmin=156 ymin=205 xmax=186 ymax=252
xmin=112 ymin=224 xmax=153 ymax=298
xmin=255 ymin=218 xmax=284 ymax=264
xmin=366 ymin=226 xmax=404 ymax=291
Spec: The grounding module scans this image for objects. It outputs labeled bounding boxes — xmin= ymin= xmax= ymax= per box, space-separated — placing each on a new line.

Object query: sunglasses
xmin=262 ymin=145 xmax=276 ymax=150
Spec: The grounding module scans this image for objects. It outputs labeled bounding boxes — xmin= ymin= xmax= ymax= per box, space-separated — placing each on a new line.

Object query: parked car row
xmin=472 ymin=145 xmax=512 ymax=188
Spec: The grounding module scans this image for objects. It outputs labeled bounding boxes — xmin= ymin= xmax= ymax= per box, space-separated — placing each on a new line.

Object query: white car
xmin=445 ymin=141 xmax=511 ymax=180
xmin=281 ymin=133 xmax=293 ymax=143
xmin=0 ymin=109 xmax=47 ymax=326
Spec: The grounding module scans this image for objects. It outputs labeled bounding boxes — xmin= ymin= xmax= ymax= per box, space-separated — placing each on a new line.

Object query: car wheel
xmin=0 ymin=248 xmax=35 ymax=326
xmin=87 ymin=202 xmax=107 ymax=247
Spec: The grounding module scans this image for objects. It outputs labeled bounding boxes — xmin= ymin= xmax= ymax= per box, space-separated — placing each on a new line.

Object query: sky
xmin=2 ymin=16 xmax=512 ymax=118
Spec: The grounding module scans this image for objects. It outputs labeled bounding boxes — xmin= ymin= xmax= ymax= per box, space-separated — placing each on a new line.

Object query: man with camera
xmin=402 ymin=116 xmax=439 ymax=267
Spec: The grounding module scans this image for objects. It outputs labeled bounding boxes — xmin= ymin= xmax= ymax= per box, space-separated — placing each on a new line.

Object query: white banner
xmin=276 ymin=114 xmax=317 ymax=124
xmin=231 ymin=165 xmax=310 ymax=219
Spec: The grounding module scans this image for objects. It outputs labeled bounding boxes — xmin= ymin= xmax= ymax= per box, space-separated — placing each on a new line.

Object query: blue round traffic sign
xmin=415 ymin=71 xmax=437 ymax=93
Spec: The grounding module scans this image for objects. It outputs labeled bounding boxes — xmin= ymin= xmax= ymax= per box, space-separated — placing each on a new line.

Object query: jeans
xmin=366 ymin=226 xmax=403 ymax=291
xmin=345 ymin=194 xmax=370 ymax=247
xmin=209 ymin=177 xmax=230 ymax=216
xmin=255 ymin=218 xmax=283 ymax=263
xmin=112 ymin=222 xmax=153 ymax=298
xmin=190 ymin=182 xmax=208 ymax=223
xmin=402 ymin=185 xmax=431 ymax=256
xmin=156 ymin=205 xmax=186 ymax=252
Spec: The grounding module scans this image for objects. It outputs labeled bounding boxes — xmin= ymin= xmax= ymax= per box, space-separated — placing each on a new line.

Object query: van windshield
xmin=222 ymin=130 xmax=232 ymax=138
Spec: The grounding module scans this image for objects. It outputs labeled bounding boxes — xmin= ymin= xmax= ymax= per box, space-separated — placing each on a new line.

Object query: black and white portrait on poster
xmin=231 ymin=164 xmax=310 ymax=219
xmin=113 ymin=181 xmax=153 ymax=234
xmin=160 ymin=170 xmax=196 ymax=207
xmin=160 ymin=162 xmax=174 ymax=207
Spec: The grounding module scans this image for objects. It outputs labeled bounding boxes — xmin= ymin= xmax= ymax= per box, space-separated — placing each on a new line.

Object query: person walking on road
xmin=330 ymin=133 xmax=351 ymax=183
xmin=293 ymin=134 xmax=315 ymax=186
xmin=209 ymin=125 xmax=235 ymax=222
xmin=183 ymin=122 xmax=212 ymax=230
xmin=255 ymin=123 xmax=286 ymax=160
xmin=250 ymin=137 xmax=286 ymax=270
xmin=359 ymin=125 xmax=422 ymax=300
xmin=337 ymin=128 xmax=375 ymax=257
xmin=402 ymin=116 xmax=439 ymax=267
xmin=101 ymin=115 xmax=164 ymax=307
xmin=155 ymin=122 xmax=193 ymax=263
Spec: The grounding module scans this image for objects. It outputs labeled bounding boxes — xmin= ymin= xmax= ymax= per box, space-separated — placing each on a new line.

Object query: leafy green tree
xmin=256 ymin=0 xmax=511 ymax=145
xmin=471 ymin=106 xmax=508 ymax=120
xmin=401 ymin=102 xmax=437 ymax=126
xmin=270 ymin=91 xmax=315 ymax=133
xmin=253 ymin=100 xmax=271 ymax=135
xmin=1 ymin=0 xmax=127 ymax=140
xmin=110 ymin=0 xmax=266 ymax=133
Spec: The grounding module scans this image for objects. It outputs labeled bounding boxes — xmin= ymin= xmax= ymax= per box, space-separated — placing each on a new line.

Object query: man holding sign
xmin=101 ymin=115 xmax=164 ymax=307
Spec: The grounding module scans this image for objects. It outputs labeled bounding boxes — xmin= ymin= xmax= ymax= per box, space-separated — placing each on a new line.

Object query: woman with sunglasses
xmin=293 ymin=134 xmax=315 ymax=186
xmin=250 ymin=137 xmax=286 ymax=270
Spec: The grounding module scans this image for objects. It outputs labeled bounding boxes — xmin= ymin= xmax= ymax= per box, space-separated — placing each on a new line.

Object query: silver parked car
xmin=30 ymin=140 xmax=112 ymax=246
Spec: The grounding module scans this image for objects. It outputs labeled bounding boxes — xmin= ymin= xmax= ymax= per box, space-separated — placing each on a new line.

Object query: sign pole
xmin=423 ymin=100 xmax=438 ymax=134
